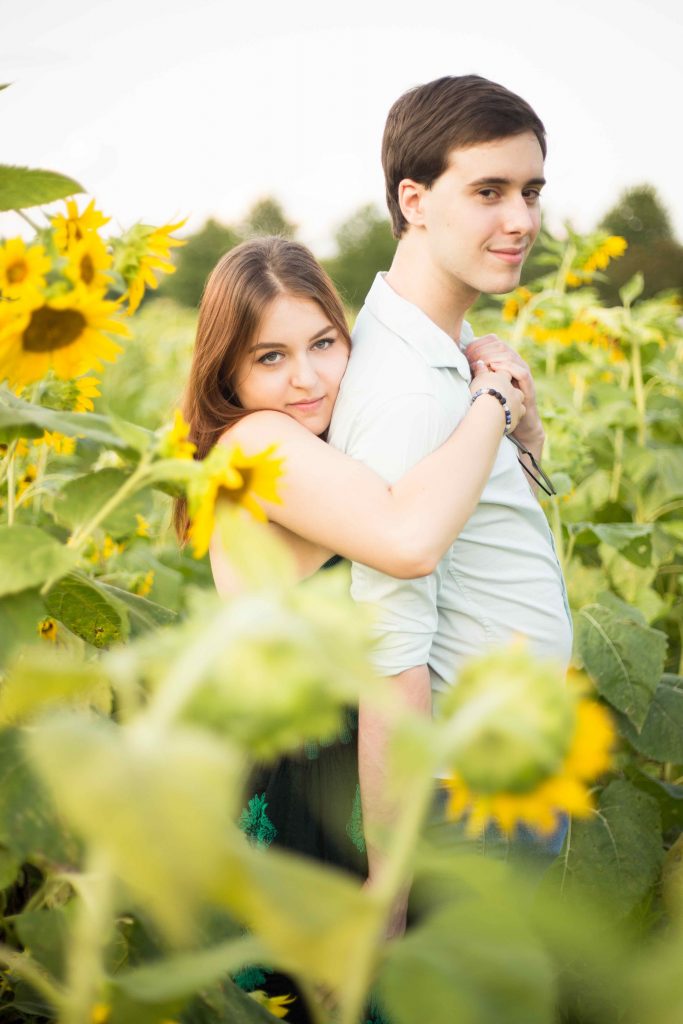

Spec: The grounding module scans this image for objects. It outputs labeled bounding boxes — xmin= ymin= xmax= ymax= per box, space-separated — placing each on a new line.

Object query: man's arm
xmin=359 ymin=664 xmax=432 ymax=938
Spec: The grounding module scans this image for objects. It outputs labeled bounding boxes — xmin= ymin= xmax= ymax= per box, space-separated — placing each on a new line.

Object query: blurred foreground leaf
xmin=0 ymin=526 xmax=78 ymax=597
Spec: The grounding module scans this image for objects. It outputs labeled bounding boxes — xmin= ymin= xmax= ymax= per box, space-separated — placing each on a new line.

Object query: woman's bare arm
xmin=213 ymin=369 xmax=522 ymax=579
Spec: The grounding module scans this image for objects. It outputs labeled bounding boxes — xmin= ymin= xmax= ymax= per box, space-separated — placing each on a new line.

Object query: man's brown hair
xmin=382 ymin=74 xmax=547 ymax=238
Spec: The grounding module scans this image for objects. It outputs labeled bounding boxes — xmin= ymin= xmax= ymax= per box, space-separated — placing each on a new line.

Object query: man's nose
xmin=503 ymin=196 xmax=536 ymax=235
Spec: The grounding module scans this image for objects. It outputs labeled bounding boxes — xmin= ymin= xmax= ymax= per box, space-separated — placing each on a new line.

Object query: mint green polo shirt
xmin=328 ymin=274 xmax=573 ymax=691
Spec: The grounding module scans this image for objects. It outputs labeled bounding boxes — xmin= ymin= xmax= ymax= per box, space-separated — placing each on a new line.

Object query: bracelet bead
xmin=470 ymin=387 xmax=513 ymax=435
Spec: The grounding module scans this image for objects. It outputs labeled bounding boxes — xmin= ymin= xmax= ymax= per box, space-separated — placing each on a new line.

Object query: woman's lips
xmin=288 ymin=397 xmax=324 ymax=411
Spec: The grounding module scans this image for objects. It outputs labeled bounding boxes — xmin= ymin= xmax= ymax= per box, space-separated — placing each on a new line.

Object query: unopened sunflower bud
xmin=439 ymin=643 xmax=574 ymax=794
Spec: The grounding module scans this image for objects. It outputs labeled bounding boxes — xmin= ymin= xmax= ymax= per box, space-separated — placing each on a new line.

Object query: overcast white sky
xmin=2 ymin=0 xmax=682 ymax=254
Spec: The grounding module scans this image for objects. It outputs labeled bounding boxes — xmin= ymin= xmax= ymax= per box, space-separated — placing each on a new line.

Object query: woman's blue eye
xmin=257 ymin=351 xmax=283 ymax=365
xmin=313 ymin=337 xmax=335 ymax=350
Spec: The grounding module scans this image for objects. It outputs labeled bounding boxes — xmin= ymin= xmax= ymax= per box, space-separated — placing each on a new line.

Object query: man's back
xmin=329 ymin=274 xmax=572 ymax=692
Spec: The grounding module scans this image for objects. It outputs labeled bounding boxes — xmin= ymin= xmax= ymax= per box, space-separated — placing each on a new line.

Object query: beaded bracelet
xmin=470 ymin=387 xmax=512 ymax=435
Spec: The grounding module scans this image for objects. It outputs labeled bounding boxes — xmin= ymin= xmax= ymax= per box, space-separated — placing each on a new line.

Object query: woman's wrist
xmin=469 ymin=387 xmax=512 ymax=434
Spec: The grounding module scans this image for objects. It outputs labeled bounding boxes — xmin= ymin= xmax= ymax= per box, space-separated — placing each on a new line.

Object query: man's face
xmin=417 ymin=131 xmax=545 ymax=297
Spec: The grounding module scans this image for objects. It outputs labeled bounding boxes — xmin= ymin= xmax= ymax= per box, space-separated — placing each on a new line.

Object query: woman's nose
xmin=291 ymin=356 xmax=318 ymax=389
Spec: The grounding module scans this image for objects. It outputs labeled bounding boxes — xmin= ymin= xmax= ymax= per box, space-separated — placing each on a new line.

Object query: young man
xmin=328 ymin=75 xmax=573 ymax=934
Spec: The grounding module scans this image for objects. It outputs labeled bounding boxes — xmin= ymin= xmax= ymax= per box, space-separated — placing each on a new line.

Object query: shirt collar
xmin=364 ymin=273 xmax=473 ymax=380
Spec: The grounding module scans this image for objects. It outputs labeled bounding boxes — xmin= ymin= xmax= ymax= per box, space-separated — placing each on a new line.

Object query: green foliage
xmin=599 ymin=184 xmax=675 ymax=247
xmin=322 ymin=204 xmax=397 ymax=311
xmin=157 ymin=218 xmax=241 ymax=309
xmin=239 ymin=197 xmax=296 ymax=240
xmin=0 ymin=525 xmax=78 ymax=596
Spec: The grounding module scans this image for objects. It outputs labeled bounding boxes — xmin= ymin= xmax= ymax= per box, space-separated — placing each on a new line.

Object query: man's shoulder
xmin=340 ymin=304 xmax=433 ymax=397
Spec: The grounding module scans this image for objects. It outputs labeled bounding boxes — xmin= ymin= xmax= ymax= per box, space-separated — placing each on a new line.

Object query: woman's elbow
xmin=380 ymin=543 xmax=440 ymax=579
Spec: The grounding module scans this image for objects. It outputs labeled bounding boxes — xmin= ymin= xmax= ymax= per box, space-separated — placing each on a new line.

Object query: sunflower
xmin=0 ymin=238 xmax=51 ymax=299
xmin=38 ymin=617 xmax=58 ymax=642
xmin=64 ymin=233 xmax=113 ymax=292
xmin=34 ymin=431 xmax=77 ymax=456
xmin=73 ymin=376 xmax=101 ymax=412
xmin=0 ymin=289 xmax=130 ymax=388
xmin=119 ymin=219 xmax=186 ymax=314
xmin=247 ymin=991 xmax=296 ymax=1019
xmin=443 ymin=697 xmax=615 ymax=837
xmin=158 ymin=409 xmax=197 ymax=460
xmin=52 ymin=199 xmax=110 ymax=252
xmin=187 ymin=443 xmax=284 ymax=558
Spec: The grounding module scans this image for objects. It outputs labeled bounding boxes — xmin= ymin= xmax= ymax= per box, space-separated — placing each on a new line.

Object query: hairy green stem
xmin=67 ymin=454 xmax=152 ymax=552
xmin=4 ymin=441 xmax=17 ymax=526
xmin=62 ymin=853 xmax=113 ymax=1024
xmin=339 ymin=770 xmax=435 ymax=1024
xmin=630 ymin=334 xmax=647 ymax=448
xmin=0 ymin=942 xmax=64 ymax=1012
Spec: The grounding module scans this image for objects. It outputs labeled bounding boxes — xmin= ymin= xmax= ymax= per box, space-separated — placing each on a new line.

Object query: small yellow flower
xmin=135 ymin=570 xmax=155 ymax=597
xmin=0 ymin=288 xmax=130 ymax=388
xmin=583 ymin=235 xmax=628 ymax=275
xmin=248 ymin=991 xmax=296 ymax=1019
xmin=502 ymin=286 xmax=532 ymax=322
xmin=119 ymin=219 xmax=186 ymax=314
xmin=52 ymin=199 xmax=110 ymax=252
xmin=135 ymin=512 xmax=151 ymax=537
xmin=16 ymin=464 xmax=37 ymax=504
xmin=158 ymin=409 xmax=197 ymax=460
xmin=34 ymin=431 xmax=77 ymax=456
xmin=0 ymin=238 xmax=51 ymax=299
xmin=64 ymin=233 xmax=113 ymax=293
xmin=187 ymin=443 xmax=284 ymax=558
xmin=74 ymin=376 xmax=101 ymax=413
xmin=0 ymin=438 xmax=29 ymax=458
xmin=38 ymin=617 xmax=58 ymax=642
xmin=565 ymin=271 xmax=583 ymax=288
xmin=443 ymin=696 xmax=615 ymax=838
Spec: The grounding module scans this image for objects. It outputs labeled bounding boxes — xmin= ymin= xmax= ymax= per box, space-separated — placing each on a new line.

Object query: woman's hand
xmin=469 ymin=362 xmax=526 ymax=434
xmin=466 ymin=335 xmax=543 ymax=444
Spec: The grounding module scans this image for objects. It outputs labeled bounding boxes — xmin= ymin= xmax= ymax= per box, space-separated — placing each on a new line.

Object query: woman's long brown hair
xmin=173 ymin=236 xmax=351 ymax=542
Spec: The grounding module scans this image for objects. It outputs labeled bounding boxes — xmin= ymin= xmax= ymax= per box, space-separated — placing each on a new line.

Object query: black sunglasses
xmin=506 ymin=435 xmax=557 ymax=497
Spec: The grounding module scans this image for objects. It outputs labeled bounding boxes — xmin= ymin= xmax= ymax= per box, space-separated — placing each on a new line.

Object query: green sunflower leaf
xmin=0 ymin=164 xmax=84 ymax=211
xmin=0 ymin=525 xmax=78 ymax=597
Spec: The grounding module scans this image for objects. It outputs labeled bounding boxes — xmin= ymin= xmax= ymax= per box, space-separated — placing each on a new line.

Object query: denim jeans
xmin=425 ymin=781 xmax=569 ymax=864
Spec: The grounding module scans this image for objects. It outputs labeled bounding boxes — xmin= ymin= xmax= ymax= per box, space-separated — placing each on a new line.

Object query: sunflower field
xmin=0 ymin=151 xmax=682 ymax=1024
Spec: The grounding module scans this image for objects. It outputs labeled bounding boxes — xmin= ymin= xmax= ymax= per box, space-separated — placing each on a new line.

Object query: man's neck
xmin=384 ymin=233 xmax=479 ymax=342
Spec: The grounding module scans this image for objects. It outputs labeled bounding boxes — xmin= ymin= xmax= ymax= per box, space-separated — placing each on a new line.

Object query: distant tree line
xmin=155 ymin=185 xmax=681 ymax=313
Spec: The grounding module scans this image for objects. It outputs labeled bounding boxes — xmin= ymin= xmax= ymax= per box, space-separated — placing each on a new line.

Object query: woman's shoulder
xmin=217 ymin=409 xmax=309 ymax=451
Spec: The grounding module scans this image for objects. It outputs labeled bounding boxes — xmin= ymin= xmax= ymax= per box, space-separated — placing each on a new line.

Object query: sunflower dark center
xmin=217 ymin=468 xmax=253 ymax=505
xmin=8 ymin=260 xmax=28 ymax=284
xmin=22 ymin=307 xmax=86 ymax=353
xmin=80 ymin=254 xmax=95 ymax=285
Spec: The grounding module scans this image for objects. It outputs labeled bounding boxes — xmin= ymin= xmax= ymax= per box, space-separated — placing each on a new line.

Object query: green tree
xmin=596 ymin=184 xmax=682 ymax=302
xmin=240 ymin=196 xmax=297 ymax=239
xmin=323 ymin=204 xmax=397 ymax=311
xmin=599 ymin=184 xmax=675 ymax=247
xmin=159 ymin=218 xmax=241 ymax=309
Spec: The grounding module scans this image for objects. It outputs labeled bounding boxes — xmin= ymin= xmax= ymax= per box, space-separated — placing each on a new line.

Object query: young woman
xmin=175 ymin=237 xmax=524 ymax=581
xmin=175 ymin=236 xmax=524 ymax=1023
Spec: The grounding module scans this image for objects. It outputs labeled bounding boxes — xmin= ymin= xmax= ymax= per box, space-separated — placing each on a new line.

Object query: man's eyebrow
xmin=468 ymin=176 xmax=547 ymax=188
xmin=250 ymin=324 xmax=336 ymax=350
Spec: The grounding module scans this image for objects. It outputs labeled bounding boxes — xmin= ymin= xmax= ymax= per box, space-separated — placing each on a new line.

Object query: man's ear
xmin=397 ymin=178 xmax=427 ymax=229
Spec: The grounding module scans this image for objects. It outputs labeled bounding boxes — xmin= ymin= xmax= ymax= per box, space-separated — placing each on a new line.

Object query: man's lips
xmin=488 ymin=247 xmax=526 ymax=264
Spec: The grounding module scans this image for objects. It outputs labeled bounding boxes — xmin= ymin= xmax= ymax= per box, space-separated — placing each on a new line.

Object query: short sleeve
xmin=341 ymin=392 xmax=452 ymax=677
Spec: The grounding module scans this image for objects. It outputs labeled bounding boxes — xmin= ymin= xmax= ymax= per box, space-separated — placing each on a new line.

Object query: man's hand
xmin=466 ymin=334 xmax=543 ymax=446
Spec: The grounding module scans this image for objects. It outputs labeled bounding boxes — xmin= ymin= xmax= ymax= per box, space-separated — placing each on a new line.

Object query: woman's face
xmin=233 ymin=293 xmax=350 ymax=435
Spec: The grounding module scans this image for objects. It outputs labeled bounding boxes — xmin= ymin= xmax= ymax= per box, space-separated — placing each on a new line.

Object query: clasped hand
xmin=466 ymin=333 xmax=543 ymax=443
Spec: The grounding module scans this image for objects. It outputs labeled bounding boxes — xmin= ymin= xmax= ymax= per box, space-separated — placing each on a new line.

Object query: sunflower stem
xmin=5 ymin=441 xmax=17 ymax=526
xmin=0 ymin=942 xmax=65 ymax=1013
xmin=61 ymin=852 xmax=113 ymax=1024
xmin=16 ymin=209 xmax=41 ymax=232
xmin=66 ymin=454 xmax=152 ymax=553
